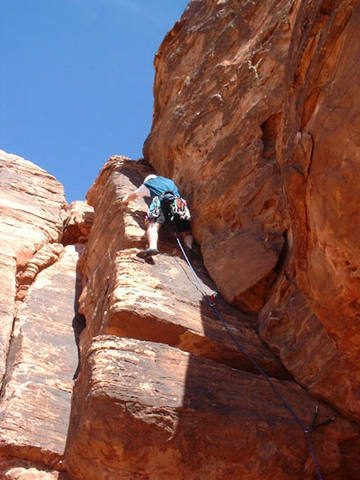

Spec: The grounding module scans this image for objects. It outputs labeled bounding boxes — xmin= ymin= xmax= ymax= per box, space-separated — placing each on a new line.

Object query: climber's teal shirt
xmin=144 ymin=176 xmax=180 ymax=199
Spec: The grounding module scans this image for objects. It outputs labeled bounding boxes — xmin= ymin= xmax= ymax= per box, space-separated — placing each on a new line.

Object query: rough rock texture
xmin=143 ymin=0 xmax=293 ymax=312
xmin=3 ymin=0 xmax=360 ymax=478
xmin=62 ymin=201 xmax=94 ymax=246
xmin=64 ymin=157 xmax=359 ymax=479
xmin=0 ymin=458 xmax=70 ymax=479
xmin=143 ymin=0 xmax=360 ymax=431
xmin=16 ymin=243 xmax=64 ymax=302
xmin=0 ymin=150 xmax=67 ymax=385
xmin=0 ymin=151 xmax=82 ymax=476
xmin=65 ymin=336 xmax=357 ymax=480
xmin=79 ymin=158 xmax=287 ymax=379
xmin=261 ymin=2 xmax=360 ymax=422
xmin=0 ymin=245 xmax=81 ymax=468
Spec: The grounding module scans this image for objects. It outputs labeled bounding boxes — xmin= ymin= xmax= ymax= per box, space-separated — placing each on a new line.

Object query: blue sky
xmin=1 ymin=0 xmax=189 ymax=202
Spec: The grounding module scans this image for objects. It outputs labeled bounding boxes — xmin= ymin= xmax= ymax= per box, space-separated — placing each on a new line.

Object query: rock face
xmin=264 ymin=2 xmax=360 ymax=422
xmin=79 ymin=158 xmax=287 ymax=379
xmin=143 ymin=0 xmax=360 ymax=439
xmin=65 ymin=336 xmax=356 ymax=480
xmin=0 ymin=150 xmax=67 ymax=386
xmin=64 ymin=157 xmax=359 ymax=479
xmin=62 ymin=201 xmax=94 ymax=246
xmin=3 ymin=0 xmax=360 ymax=478
xmin=0 ymin=151 xmax=83 ymax=476
xmin=143 ymin=0 xmax=293 ymax=311
xmin=0 ymin=244 xmax=82 ymax=467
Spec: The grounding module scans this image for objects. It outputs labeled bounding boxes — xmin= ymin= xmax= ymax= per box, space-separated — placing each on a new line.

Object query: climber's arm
xmin=123 ymin=184 xmax=151 ymax=205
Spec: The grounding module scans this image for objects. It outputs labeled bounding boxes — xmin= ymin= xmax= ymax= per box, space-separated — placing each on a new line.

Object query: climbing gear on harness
xmin=171 ymin=196 xmax=191 ymax=221
xmin=148 ymin=191 xmax=191 ymax=222
xmin=174 ymin=230 xmax=332 ymax=480
xmin=137 ymin=248 xmax=160 ymax=259
xmin=148 ymin=196 xmax=161 ymax=219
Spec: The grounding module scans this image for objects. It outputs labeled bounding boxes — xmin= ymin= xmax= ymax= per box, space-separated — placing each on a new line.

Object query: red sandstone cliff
xmin=144 ymin=0 xmax=360 ymax=445
xmin=2 ymin=0 xmax=360 ymax=478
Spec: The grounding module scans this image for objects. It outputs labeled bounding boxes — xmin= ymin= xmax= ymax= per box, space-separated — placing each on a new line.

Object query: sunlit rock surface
xmin=0 ymin=150 xmax=66 ymax=385
xmin=2 ymin=0 xmax=360 ymax=477
xmin=65 ymin=157 xmax=359 ymax=479
xmin=144 ymin=0 xmax=293 ymax=312
xmin=0 ymin=151 xmax=81 ymax=474
xmin=79 ymin=157 xmax=287 ymax=378
xmin=260 ymin=3 xmax=360 ymax=423
xmin=62 ymin=201 xmax=94 ymax=246
xmin=144 ymin=0 xmax=360 ymax=437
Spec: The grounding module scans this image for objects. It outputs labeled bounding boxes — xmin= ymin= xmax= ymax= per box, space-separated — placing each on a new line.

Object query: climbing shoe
xmin=137 ymin=248 xmax=160 ymax=259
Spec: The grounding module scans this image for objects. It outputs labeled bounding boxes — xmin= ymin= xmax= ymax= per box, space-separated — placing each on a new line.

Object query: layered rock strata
xmin=65 ymin=335 xmax=357 ymax=480
xmin=0 ymin=245 xmax=82 ymax=468
xmin=2 ymin=0 xmax=360 ymax=477
xmin=144 ymin=0 xmax=360 ymax=431
xmin=65 ymin=157 xmax=359 ymax=479
xmin=0 ymin=150 xmax=67 ymax=385
xmin=0 ymin=152 xmax=87 ymax=477
xmin=78 ymin=158 xmax=287 ymax=378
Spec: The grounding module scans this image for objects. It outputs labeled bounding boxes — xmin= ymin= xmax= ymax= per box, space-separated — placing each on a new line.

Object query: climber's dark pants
xmin=149 ymin=206 xmax=191 ymax=233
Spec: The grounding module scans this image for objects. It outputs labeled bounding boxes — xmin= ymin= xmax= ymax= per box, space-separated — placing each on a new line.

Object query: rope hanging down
xmin=174 ymin=232 xmax=333 ymax=480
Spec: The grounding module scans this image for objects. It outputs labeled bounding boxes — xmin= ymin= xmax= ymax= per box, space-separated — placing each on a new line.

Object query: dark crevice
xmin=72 ymin=257 xmax=86 ymax=380
xmin=260 ymin=113 xmax=281 ymax=160
xmin=0 ymin=257 xmax=27 ymax=402
xmin=0 ymin=316 xmax=22 ymax=403
xmin=274 ymin=229 xmax=290 ymax=277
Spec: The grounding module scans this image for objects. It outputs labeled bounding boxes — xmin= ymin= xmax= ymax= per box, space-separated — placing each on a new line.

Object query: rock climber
xmin=122 ymin=174 xmax=193 ymax=258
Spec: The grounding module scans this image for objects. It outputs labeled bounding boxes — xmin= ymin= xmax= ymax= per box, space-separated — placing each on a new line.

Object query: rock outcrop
xmin=143 ymin=0 xmax=293 ymax=312
xmin=260 ymin=2 xmax=360 ymax=422
xmin=78 ymin=159 xmax=287 ymax=378
xmin=0 ymin=151 xmax=86 ymax=477
xmin=143 ymin=0 xmax=360 ymax=443
xmin=2 ymin=0 xmax=360 ymax=478
xmin=0 ymin=150 xmax=67 ymax=386
xmin=64 ymin=157 xmax=358 ymax=479
xmin=65 ymin=335 xmax=356 ymax=480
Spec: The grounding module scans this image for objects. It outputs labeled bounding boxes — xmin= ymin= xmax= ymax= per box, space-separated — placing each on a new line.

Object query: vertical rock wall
xmin=144 ymin=0 xmax=296 ymax=311
xmin=144 ymin=0 xmax=360 ymax=428
xmin=64 ymin=157 xmax=358 ymax=479
xmin=0 ymin=151 xmax=67 ymax=385
xmin=2 ymin=0 xmax=360 ymax=477
xmin=0 ymin=151 xmax=91 ymax=478
xmin=259 ymin=0 xmax=360 ymax=421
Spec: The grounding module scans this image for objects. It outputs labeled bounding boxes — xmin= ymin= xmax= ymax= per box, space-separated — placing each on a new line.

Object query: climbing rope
xmin=174 ymin=231 xmax=332 ymax=480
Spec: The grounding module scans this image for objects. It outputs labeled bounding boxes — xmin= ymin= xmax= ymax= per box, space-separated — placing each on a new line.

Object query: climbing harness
xmin=174 ymin=231 xmax=335 ymax=480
